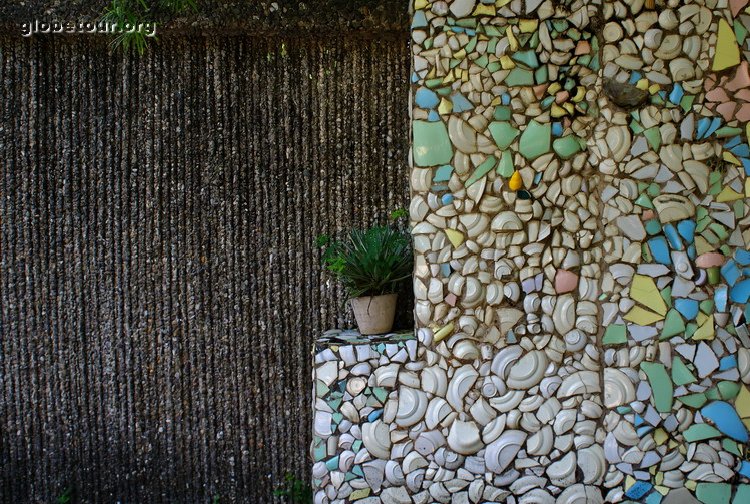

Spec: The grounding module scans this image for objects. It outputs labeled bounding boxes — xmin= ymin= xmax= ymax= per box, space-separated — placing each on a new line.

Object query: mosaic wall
xmin=408 ymin=0 xmax=750 ymax=502
xmin=312 ymin=0 xmax=750 ymax=502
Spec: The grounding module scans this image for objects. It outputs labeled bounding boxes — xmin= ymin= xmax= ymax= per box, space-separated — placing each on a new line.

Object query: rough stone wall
xmin=404 ymin=0 xmax=750 ymax=503
xmin=0 ymin=35 xmax=410 ymax=503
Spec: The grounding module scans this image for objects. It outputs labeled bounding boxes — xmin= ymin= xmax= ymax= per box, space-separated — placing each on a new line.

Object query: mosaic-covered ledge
xmin=311 ymin=329 xmax=421 ymax=503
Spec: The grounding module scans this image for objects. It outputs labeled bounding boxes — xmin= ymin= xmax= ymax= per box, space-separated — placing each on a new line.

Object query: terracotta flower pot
xmin=350 ymin=294 xmax=398 ymax=335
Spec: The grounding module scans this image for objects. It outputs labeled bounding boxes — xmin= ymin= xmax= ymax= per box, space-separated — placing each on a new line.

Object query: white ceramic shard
xmin=558 ymin=370 xmax=601 ymax=397
xmin=402 ymin=451 xmax=428 ymax=475
xmin=374 ymin=363 xmax=400 ymax=387
xmin=653 ymin=194 xmax=695 ymax=223
xmin=469 ymin=397 xmax=497 ymax=426
xmin=491 ymin=211 xmax=524 ymax=232
xmin=415 ymin=430 xmax=446 ymax=456
xmin=507 ymin=350 xmax=548 ymax=389
xmin=448 ymin=116 xmax=478 ymax=153
xmin=396 ymin=387 xmax=428 ymax=427
xmin=604 ymin=368 xmax=636 ymax=408
xmin=578 ymin=445 xmax=606 ymax=485
xmin=547 ymin=452 xmax=577 ymax=486
xmin=447 ymin=420 xmax=483 ymax=455
xmin=447 ymin=364 xmax=479 ymax=411
xmin=553 ymin=294 xmax=576 ymax=334
xmin=526 ymin=425 xmax=553 ymax=456
xmin=421 ymin=366 xmax=448 ymax=396
xmin=491 ymin=345 xmax=523 ymax=379
xmin=362 ymin=420 xmax=392 ymax=459
xmin=485 ymin=430 xmax=527 ymax=474
xmin=426 ymin=397 xmax=453 ymax=429
xmin=556 ymin=484 xmax=603 ymax=503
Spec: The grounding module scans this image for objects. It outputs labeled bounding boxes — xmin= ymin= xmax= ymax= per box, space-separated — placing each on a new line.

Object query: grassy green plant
xmin=273 ymin=473 xmax=312 ymax=503
xmin=55 ymin=486 xmax=73 ymax=504
xmin=100 ymin=0 xmax=197 ymax=54
xmin=319 ymin=225 xmax=412 ymax=299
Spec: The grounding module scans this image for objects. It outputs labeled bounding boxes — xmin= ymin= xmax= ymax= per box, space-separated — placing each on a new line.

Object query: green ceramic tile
xmin=660 ymin=309 xmax=685 ymax=340
xmin=683 ymin=423 xmax=721 ymax=441
xmin=696 ymin=483 xmax=731 ymax=504
xmin=672 ymin=356 xmax=696 ymax=386
xmin=603 ymin=324 xmax=627 ymax=345
xmin=497 ymin=150 xmax=514 ymax=177
xmin=519 ymin=120 xmax=551 ymax=160
xmin=466 ymin=155 xmax=497 ymax=186
xmin=488 ymin=122 xmax=520 ymax=150
xmin=505 ymin=68 xmax=534 ymax=86
xmin=641 ymin=362 xmax=673 ymax=413
xmin=553 ymin=135 xmax=585 ymax=159
xmin=413 ymin=120 xmax=453 ymax=166
xmin=678 ymin=393 xmax=707 ymax=409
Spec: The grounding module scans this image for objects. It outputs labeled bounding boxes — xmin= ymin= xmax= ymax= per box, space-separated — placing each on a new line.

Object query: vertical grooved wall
xmin=0 ymin=35 xmax=411 ymax=503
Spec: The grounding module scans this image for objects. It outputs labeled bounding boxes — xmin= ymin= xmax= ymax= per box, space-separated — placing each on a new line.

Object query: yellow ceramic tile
xmin=624 ymin=306 xmax=665 ymax=325
xmin=693 ymin=314 xmax=714 ymax=340
xmin=648 ymin=83 xmax=660 ymax=94
xmin=655 ymin=486 xmax=669 ymax=496
xmin=636 ymin=79 xmax=649 ymax=90
xmin=551 ymin=104 xmax=567 ymax=117
xmin=572 ymin=86 xmax=585 ymax=102
xmin=562 ymin=102 xmax=575 ymax=114
xmin=547 ymin=82 xmax=562 ymax=94
xmin=519 ymin=19 xmax=539 ymax=33
xmin=433 ymin=322 xmax=455 ymax=343
xmin=500 ymin=55 xmax=516 ymax=69
xmin=438 ymin=98 xmax=453 ymax=115
xmin=414 ymin=0 xmax=428 ymax=9
xmin=745 ymin=177 xmax=750 ymax=197
xmin=654 ymin=428 xmax=668 ymax=445
xmin=630 ymin=275 xmax=668 ymax=315
xmin=717 ymin=186 xmax=743 ymax=202
xmin=509 ymin=171 xmax=523 ymax=190
xmin=473 ymin=4 xmax=496 ymax=15
xmin=507 ymin=28 xmax=519 ymax=51
xmin=713 ymin=18 xmax=741 ymax=71
xmin=737 ymin=386 xmax=750 ymax=419
xmin=446 ymin=228 xmax=464 ymax=247
xmin=723 ymin=151 xmax=741 ymax=165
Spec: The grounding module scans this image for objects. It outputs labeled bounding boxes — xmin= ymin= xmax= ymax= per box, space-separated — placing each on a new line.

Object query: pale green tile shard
xmin=413 ymin=120 xmax=453 ymax=166
xmin=696 ymin=483 xmax=731 ymax=504
xmin=497 ymin=150 xmax=514 ymax=177
xmin=466 ymin=155 xmax=497 ymax=186
xmin=488 ymin=121 xmax=519 ymax=150
xmin=553 ymin=135 xmax=585 ymax=159
xmin=505 ymin=68 xmax=534 ymax=86
xmin=672 ymin=356 xmax=696 ymax=386
xmin=519 ymin=120 xmax=551 ymax=160
xmin=660 ymin=309 xmax=685 ymax=340
xmin=683 ymin=423 xmax=721 ymax=442
xmin=641 ymin=362 xmax=673 ymax=413
xmin=602 ymin=324 xmax=627 ymax=345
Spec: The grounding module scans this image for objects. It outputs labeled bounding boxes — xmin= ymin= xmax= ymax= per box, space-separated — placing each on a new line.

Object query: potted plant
xmin=318 ymin=223 xmax=412 ymax=335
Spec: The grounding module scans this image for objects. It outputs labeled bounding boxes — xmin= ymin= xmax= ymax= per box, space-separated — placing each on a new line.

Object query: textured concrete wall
xmin=0 ymin=35 xmax=410 ymax=502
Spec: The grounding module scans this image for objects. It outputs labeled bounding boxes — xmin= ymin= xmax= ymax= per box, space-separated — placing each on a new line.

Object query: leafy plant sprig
xmin=100 ymin=0 xmax=197 ymax=54
xmin=319 ymin=225 xmax=412 ymax=299
xmin=273 ymin=473 xmax=312 ymax=503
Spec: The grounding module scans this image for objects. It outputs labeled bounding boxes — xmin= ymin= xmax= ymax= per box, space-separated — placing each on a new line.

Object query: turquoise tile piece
xmin=488 ymin=122 xmax=520 ymax=150
xmin=519 ymin=120 xmax=551 ymax=160
xmin=413 ymin=120 xmax=453 ymax=166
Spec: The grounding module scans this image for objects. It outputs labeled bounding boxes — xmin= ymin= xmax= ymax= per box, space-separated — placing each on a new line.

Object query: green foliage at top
xmin=319 ymin=224 xmax=412 ymax=299
xmin=273 ymin=473 xmax=312 ymax=503
xmin=101 ymin=0 xmax=197 ymax=54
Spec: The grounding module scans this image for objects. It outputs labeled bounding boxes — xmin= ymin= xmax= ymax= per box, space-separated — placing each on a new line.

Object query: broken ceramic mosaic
xmin=310 ymin=0 xmax=750 ymax=502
